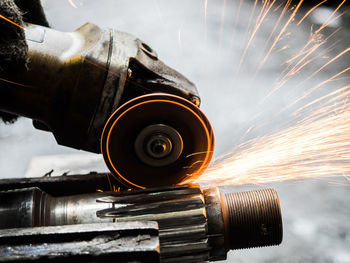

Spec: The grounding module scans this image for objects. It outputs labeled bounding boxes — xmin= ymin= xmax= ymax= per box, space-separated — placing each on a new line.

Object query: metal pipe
xmin=0 ymin=184 xmax=283 ymax=262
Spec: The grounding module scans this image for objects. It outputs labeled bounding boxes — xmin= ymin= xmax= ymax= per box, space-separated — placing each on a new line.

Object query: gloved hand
xmin=0 ymin=0 xmax=48 ymax=123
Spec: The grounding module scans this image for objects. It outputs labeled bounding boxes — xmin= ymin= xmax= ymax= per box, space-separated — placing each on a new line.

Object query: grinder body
xmin=0 ymin=23 xmax=200 ymax=152
xmin=0 ymin=23 xmax=213 ymax=187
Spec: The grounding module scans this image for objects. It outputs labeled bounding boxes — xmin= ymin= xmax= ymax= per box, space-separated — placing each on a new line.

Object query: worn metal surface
xmin=97 ymin=184 xmax=210 ymax=262
xmin=220 ymin=189 xmax=283 ymax=250
xmin=0 ymin=221 xmax=160 ymax=262
xmin=0 ymin=184 xmax=282 ymax=262
xmin=0 ymin=22 xmax=212 ymax=187
xmin=0 ymin=173 xmax=122 ymax=196
xmin=0 ymin=22 xmax=200 ymax=153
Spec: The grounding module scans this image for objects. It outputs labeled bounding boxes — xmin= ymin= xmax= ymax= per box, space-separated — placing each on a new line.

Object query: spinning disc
xmin=101 ymin=93 xmax=214 ymax=188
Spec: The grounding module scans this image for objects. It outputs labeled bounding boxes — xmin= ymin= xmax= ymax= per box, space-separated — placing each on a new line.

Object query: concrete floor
xmin=1 ymin=0 xmax=350 ymax=262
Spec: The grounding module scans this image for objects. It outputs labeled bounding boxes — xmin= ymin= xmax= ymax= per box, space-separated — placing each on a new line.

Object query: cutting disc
xmin=101 ymin=93 xmax=214 ymax=188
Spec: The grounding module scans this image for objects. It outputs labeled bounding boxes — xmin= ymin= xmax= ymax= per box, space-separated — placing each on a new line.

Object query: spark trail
xmin=197 ymin=86 xmax=350 ymax=186
xmin=193 ymin=0 xmax=350 ymax=187
xmin=0 ymin=14 xmax=23 ymax=29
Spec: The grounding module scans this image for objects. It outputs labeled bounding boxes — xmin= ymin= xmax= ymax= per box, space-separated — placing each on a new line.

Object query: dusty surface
xmin=0 ymin=1 xmax=349 ymax=262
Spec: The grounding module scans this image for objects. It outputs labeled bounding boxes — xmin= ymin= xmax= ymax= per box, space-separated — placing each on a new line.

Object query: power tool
xmin=0 ymin=23 xmax=214 ymax=188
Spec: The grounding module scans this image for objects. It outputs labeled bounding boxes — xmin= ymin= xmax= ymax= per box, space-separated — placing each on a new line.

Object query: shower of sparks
xmin=238 ymin=0 xmax=277 ymax=72
xmin=32 ymin=0 xmax=348 ymax=189
xmin=280 ymin=67 xmax=350 ymax=114
xmin=197 ymin=86 xmax=350 ymax=186
xmin=280 ymin=28 xmax=341 ymax=81
xmin=0 ymin=14 xmax=24 ymax=29
xmin=255 ymin=0 xmax=305 ymax=75
xmin=190 ymin=0 xmax=350 ymax=187
xmin=260 ymin=0 xmax=347 ymax=103
xmin=262 ymin=0 xmax=292 ymax=51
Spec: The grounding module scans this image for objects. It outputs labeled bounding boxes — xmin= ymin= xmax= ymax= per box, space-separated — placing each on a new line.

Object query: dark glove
xmin=0 ymin=0 xmax=48 ymax=123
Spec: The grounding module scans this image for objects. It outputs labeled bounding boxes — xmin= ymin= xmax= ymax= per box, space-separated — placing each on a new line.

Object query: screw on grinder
xmin=101 ymin=93 xmax=214 ymax=188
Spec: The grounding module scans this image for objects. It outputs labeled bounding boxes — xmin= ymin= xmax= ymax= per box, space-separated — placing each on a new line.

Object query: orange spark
xmin=239 ymin=0 xmax=277 ymax=71
xmin=296 ymin=85 xmax=350 ymax=114
xmin=68 ymin=0 xmax=78 ymax=8
xmin=256 ymin=0 xmax=305 ymax=74
xmin=197 ymin=90 xmax=350 ymax=186
xmin=288 ymin=3 xmax=346 ymax=68
xmin=204 ymin=0 xmax=208 ymax=21
xmin=297 ymin=0 xmax=328 ymax=25
xmin=277 ymin=38 xmax=340 ymax=89
xmin=193 ymin=0 xmax=350 ymax=188
xmin=204 ymin=0 xmax=208 ymax=40
xmin=232 ymin=0 xmax=244 ymax=32
xmin=294 ymin=67 xmax=350 ymax=104
xmin=219 ymin=0 xmax=227 ymax=45
xmin=0 ymin=77 xmax=32 ymax=88
xmin=263 ymin=0 xmax=292 ymax=51
xmin=246 ymin=0 xmax=259 ymax=35
xmin=268 ymin=27 xmax=341 ymax=101
xmin=275 ymin=67 xmax=350 ymax=118
xmin=0 ymin=14 xmax=24 ymax=29
xmin=315 ymin=0 xmax=347 ymax=34
xmin=284 ymin=47 xmax=350 ymax=96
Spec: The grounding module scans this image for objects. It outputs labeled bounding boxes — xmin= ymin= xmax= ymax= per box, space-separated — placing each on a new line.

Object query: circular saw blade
xmin=101 ymin=93 xmax=214 ymax=188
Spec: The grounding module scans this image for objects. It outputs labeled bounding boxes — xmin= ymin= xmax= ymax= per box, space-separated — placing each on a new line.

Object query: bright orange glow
xmin=193 ymin=0 xmax=350 ymax=187
xmin=197 ymin=86 xmax=350 ymax=186
xmin=102 ymin=95 xmax=213 ymax=189
xmin=0 ymin=14 xmax=24 ymax=29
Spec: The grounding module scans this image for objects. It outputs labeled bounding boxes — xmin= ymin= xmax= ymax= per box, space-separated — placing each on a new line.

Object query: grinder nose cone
xmin=220 ymin=188 xmax=283 ymax=250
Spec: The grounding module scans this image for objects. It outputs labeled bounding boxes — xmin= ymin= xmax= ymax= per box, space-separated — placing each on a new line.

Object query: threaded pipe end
xmin=220 ymin=188 xmax=283 ymax=250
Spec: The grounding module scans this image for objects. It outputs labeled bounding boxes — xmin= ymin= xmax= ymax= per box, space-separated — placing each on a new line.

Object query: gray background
xmin=1 ymin=1 xmax=350 ymax=262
